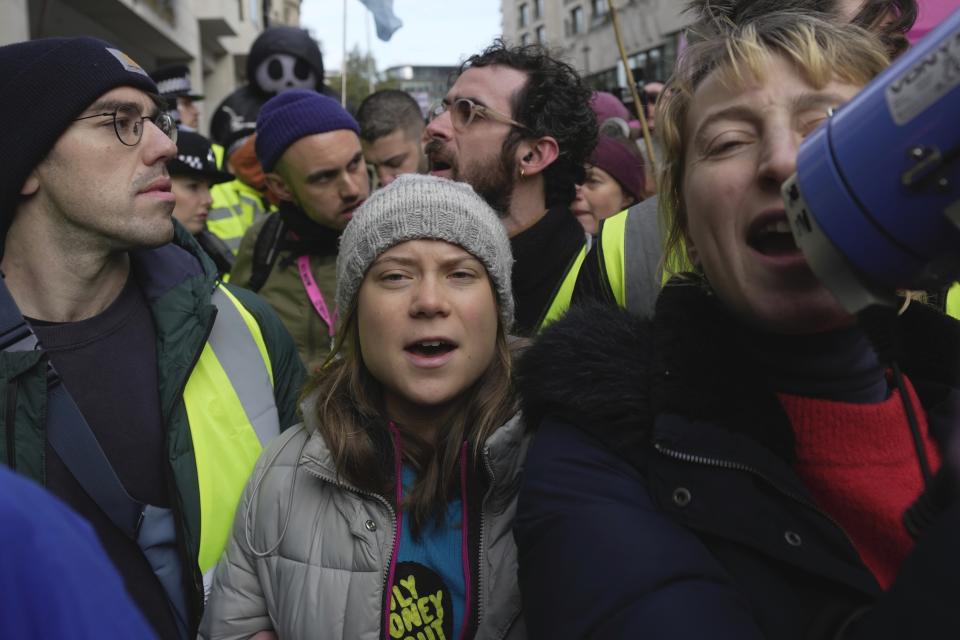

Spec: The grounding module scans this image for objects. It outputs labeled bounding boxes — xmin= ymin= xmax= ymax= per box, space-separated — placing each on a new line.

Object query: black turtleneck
xmin=510 ymin=204 xmax=586 ymax=336
xmin=737 ymin=322 xmax=890 ymax=404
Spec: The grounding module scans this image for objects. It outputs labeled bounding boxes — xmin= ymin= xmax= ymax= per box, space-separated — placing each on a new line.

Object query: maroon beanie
xmin=588 ymin=136 xmax=645 ymax=201
xmin=590 ymin=91 xmax=641 ymax=129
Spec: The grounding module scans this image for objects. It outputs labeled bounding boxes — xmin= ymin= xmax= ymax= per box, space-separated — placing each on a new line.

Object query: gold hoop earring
xmin=519 ymin=167 xmax=526 ymax=178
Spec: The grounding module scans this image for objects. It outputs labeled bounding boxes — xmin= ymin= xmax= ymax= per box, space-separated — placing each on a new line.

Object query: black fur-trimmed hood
xmin=517 ymin=300 xmax=654 ymax=454
xmin=518 ymin=281 xmax=960 ymax=465
xmin=518 ymin=283 xmax=797 ymax=462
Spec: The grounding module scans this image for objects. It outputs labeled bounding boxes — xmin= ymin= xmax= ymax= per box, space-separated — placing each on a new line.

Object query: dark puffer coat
xmin=515 ymin=282 xmax=960 ymax=640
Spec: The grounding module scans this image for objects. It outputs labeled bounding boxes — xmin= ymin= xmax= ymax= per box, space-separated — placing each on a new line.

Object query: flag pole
xmin=341 ymin=0 xmax=348 ymax=107
xmin=366 ymin=10 xmax=375 ymax=94
xmin=606 ymin=0 xmax=657 ymax=182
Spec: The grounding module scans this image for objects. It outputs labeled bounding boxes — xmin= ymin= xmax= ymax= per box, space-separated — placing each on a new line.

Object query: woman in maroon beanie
xmin=571 ymin=135 xmax=645 ymax=235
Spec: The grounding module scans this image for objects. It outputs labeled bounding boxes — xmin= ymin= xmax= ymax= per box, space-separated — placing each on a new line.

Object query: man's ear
xmin=516 ymin=136 xmax=560 ymax=177
xmin=264 ymin=172 xmax=293 ymax=202
xmin=19 ymin=171 xmax=39 ymax=197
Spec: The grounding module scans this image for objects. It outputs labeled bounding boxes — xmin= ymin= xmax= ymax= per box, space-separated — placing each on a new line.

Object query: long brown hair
xmin=302 ymin=300 xmax=519 ymax=536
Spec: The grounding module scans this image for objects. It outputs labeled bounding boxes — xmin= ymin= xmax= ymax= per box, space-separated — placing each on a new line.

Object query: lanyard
xmin=296 ymin=255 xmax=337 ymax=338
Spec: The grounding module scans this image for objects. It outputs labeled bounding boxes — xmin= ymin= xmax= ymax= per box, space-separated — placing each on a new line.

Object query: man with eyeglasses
xmin=424 ymin=40 xmax=598 ymax=336
xmin=0 ymin=37 xmax=304 ymax=639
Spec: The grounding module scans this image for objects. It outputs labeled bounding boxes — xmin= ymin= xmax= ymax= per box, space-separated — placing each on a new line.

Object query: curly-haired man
xmin=425 ymin=40 xmax=598 ymax=336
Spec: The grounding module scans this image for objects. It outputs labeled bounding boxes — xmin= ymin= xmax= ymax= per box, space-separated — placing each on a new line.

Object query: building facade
xmin=2 ymin=0 xmax=302 ymax=135
xmin=382 ymin=65 xmax=460 ymax=117
xmin=268 ymin=0 xmax=301 ymax=27
xmin=501 ymin=0 xmax=691 ymax=108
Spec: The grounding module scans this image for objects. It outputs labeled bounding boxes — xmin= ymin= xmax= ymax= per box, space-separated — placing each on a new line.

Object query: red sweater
xmin=779 ymin=375 xmax=940 ymax=589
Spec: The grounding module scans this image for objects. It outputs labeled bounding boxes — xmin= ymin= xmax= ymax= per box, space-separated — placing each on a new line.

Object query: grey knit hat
xmin=337 ymin=174 xmax=514 ymax=328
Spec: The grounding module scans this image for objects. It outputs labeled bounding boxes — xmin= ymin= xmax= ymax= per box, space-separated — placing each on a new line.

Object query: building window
xmin=583 ymin=68 xmax=619 ymax=93
xmin=521 ymin=32 xmax=531 ymax=46
xmin=534 ymin=0 xmax=544 ymax=19
xmin=536 ymin=25 xmax=546 ymax=43
xmin=519 ymin=3 xmax=529 ymax=28
xmin=589 ymin=0 xmax=610 ymax=28
xmin=569 ymin=6 xmax=584 ymax=34
xmin=626 ymin=44 xmax=668 ymax=84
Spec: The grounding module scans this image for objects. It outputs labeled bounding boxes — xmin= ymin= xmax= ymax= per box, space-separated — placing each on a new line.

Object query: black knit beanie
xmin=0 ymin=37 xmax=158 ymax=233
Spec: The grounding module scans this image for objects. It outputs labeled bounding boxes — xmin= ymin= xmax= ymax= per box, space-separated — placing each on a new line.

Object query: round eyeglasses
xmin=428 ymin=98 xmax=529 ymax=133
xmin=74 ymin=104 xmax=178 ymax=147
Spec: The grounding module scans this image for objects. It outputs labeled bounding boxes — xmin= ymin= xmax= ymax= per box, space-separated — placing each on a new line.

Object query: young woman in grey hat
xmin=201 ymin=174 xmax=526 ymax=640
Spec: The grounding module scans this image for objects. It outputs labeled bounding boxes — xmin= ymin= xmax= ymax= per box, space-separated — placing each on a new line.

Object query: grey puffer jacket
xmin=200 ymin=395 xmax=529 ymax=640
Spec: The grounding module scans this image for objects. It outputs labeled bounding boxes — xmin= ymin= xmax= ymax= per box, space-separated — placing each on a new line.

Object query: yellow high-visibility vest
xmin=208 ymin=144 xmax=274 ymax=256
xmin=539 ymin=245 xmax=588 ymax=331
xmin=594 ymin=203 xmax=690 ymax=315
xmin=183 ymin=285 xmax=279 ymax=584
xmin=946 ymin=282 xmax=960 ymax=320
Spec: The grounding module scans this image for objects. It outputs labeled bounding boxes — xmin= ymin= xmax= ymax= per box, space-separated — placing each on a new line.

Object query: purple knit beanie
xmin=589 ymin=136 xmax=646 ymax=201
xmin=255 ymin=89 xmax=360 ymax=171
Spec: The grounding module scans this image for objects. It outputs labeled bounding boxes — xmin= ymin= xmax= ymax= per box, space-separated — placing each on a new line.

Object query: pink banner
xmin=908 ymin=0 xmax=960 ymax=43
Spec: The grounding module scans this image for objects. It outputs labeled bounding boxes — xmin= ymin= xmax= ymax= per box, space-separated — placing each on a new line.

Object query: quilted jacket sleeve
xmin=514 ymin=418 xmax=766 ymax=640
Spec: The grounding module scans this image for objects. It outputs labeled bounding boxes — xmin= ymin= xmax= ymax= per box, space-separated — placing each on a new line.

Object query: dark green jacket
xmin=0 ymin=222 xmax=305 ymax=633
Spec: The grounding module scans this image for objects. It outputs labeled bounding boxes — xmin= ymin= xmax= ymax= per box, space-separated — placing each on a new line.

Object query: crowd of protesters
xmin=0 ymin=0 xmax=959 ymax=638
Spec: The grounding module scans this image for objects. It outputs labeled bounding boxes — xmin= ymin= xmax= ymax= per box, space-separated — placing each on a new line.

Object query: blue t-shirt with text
xmin=388 ymin=465 xmax=466 ymax=640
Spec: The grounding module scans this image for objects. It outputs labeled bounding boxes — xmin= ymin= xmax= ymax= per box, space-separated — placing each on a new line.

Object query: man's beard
xmin=465 ymin=146 xmax=515 ymax=218
xmin=426 ymin=140 xmax=516 ymax=217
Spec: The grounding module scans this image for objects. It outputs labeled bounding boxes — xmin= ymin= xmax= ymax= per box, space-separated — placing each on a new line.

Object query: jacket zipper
xmin=300 ymin=464 xmax=398 ymax=626
xmin=477 ymin=447 xmax=496 ymax=629
xmin=478 ymin=445 xmax=521 ymax=640
xmin=5 ymin=377 xmax=18 ymax=468
xmin=302 ymin=446 xmax=510 ymax=638
xmin=653 ymin=442 xmax=858 ymax=547
xmin=458 ymin=442 xmax=473 ymax=640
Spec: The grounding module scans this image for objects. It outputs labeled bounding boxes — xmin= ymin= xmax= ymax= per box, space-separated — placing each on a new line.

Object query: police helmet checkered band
xmin=178 ymin=154 xmax=204 ymax=171
xmin=157 ymin=75 xmax=191 ymax=96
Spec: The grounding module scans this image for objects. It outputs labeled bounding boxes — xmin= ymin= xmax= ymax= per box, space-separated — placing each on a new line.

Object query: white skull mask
xmin=254 ymin=53 xmax=317 ymax=94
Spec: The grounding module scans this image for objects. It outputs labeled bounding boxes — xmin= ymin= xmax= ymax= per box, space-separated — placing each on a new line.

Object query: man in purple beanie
xmin=230 ymin=89 xmax=370 ymax=369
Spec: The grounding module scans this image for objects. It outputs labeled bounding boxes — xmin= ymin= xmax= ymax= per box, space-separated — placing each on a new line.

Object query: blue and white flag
xmin=357 ymin=0 xmax=403 ymax=41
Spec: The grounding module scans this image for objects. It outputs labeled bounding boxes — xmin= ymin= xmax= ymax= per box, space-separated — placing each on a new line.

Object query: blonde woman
xmin=517 ymin=12 xmax=960 ymax=640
